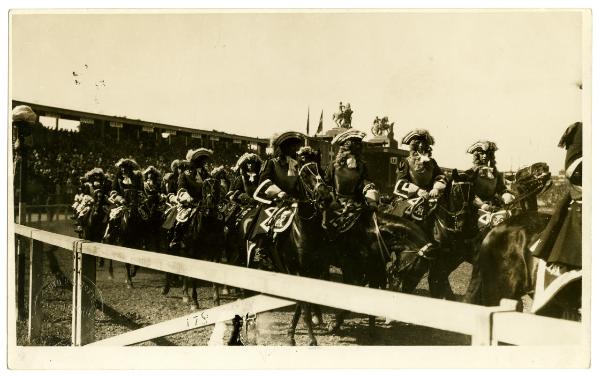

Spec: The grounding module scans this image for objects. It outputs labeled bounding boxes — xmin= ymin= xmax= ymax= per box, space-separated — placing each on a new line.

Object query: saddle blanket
xmin=325 ymin=199 xmax=364 ymax=234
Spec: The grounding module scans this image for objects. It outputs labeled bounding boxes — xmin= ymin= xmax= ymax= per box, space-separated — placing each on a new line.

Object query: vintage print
xmin=7 ymin=10 xmax=590 ymax=369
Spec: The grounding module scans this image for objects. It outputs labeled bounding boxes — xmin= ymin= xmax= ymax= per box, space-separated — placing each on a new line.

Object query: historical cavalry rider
xmin=465 ymin=140 xmax=515 ymax=215
xmin=168 ymin=148 xmax=213 ymax=250
xmin=162 ymin=159 xmax=181 ymax=196
xmin=530 ymin=122 xmax=582 ymax=316
xmin=323 ymin=129 xmax=379 ymax=232
xmin=103 ymin=158 xmax=145 ymax=243
xmin=248 ymin=131 xmax=305 ymax=264
xmin=227 ymin=152 xmax=263 ymax=205
xmin=73 ymin=167 xmax=112 ymax=234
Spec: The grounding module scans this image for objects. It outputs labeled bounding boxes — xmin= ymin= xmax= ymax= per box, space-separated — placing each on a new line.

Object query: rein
xmin=435 ymin=182 xmax=472 ymax=233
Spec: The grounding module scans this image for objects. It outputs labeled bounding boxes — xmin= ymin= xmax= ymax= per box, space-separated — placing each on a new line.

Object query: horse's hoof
xmin=107 ymin=274 xmax=114 ymax=280
xmin=288 ymin=338 xmax=296 ymax=346
xmin=309 ymin=339 xmax=318 ymax=346
xmin=161 ymin=286 xmax=170 ymax=295
xmin=190 ymin=303 xmax=199 ymax=311
xmin=182 ymin=296 xmax=189 ymax=304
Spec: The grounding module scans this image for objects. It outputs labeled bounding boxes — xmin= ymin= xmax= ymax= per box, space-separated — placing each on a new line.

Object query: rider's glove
xmin=428 ymin=188 xmax=441 ymax=199
xmin=417 ymin=189 xmax=429 ymax=198
xmin=502 ymin=192 xmax=515 ymax=204
xmin=276 ymin=191 xmax=288 ymax=200
xmin=481 ymin=203 xmax=492 ymax=212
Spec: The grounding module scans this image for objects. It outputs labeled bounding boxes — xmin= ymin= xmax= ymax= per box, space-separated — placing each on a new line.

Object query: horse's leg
xmin=212 ymin=282 xmax=220 ymax=307
xmin=190 ymin=279 xmax=199 ymax=311
xmin=125 ymin=263 xmax=133 ymax=289
xmin=287 ymin=303 xmax=302 ymax=346
xmin=182 ymin=277 xmax=190 ymax=304
xmin=302 ymin=302 xmax=318 ymax=346
xmin=108 ymin=259 xmax=114 ymax=280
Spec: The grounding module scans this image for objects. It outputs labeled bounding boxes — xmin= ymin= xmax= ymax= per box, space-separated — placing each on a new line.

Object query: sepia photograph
xmin=5 ymin=7 xmax=592 ymax=369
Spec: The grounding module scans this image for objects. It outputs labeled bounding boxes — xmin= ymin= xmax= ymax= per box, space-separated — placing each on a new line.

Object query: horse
xmin=383 ymin=169 xmax=478 ymax=300
xmin=462 ymin=163 xmax=579 ymax=320
xmin=263 ymin=161 xmax=333 ymax=345
xmin=179 ymin=177 xmax=227 ymax=310
xmin=104 ymin=190 xmax=147 ymax=288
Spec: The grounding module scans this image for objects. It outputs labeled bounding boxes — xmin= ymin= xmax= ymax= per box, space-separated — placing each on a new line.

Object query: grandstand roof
xmin=12 ymin=100 xmax=269 ymax=144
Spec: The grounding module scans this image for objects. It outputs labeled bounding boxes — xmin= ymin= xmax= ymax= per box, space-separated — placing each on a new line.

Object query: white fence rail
xmin=13 ymin=223 xmax=583 ymax=347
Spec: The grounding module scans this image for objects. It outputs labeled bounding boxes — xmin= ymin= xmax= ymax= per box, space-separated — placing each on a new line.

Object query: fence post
xmin=72 ymin=241 xmax=96 ymax=346
xmin=28 ymin=238 xmax=43 ymax=342
xmin=16 ymin=204 xmax=28 ymax=321
xmin=471 ymin=299 xmax=519 ymax=346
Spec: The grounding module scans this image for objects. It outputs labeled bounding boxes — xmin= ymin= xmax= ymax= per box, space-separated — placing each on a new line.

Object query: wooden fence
xmin=12 ymin=221 xmax=583 ymax=347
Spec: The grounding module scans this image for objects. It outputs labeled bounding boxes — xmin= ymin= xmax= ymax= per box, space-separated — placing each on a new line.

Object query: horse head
xmin=298 ymin=162 xmax=333 ymax=210
xmin=434 ymin=169 xmax=475 ymax=235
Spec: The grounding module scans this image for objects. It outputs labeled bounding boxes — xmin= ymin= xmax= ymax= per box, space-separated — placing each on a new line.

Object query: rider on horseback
xmin=323 ymin=129 xmax=379 ymax=231
xmin=168 ymin=148 xmax=213 ymax=250
xmin=393 ymin=129 xmax=447 ymax=256
xmin=103 ymin=158 xmax=144 ymax=243
xmin=465 ymin=140 xmax=515 ymax=218
xmin=531 ymin=122 xmax=582 ymax=317
xmin=162 ymin=159 xmax=181 ymax=196
xmin=74 ymin=168 xmax=111 ymax=235
xmin=228 ymin=152 xmax=263 ymax=205
xmin=249 ymin=131 xmax=305 ymax=265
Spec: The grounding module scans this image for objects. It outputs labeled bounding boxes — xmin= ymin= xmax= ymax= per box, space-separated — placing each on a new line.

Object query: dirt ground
xmin=16 ymin=219 xmax=510 ymax=347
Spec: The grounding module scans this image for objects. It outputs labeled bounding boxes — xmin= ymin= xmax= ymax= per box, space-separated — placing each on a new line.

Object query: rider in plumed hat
xmin=530 ymin=122 xmax=582 ymax=317
xmin=143 ymin=166 xmax=162 ymax=196
xmin=465 ymin=140 xmax=514 ymax=212
xmin=162 ymin=159 xmax=181 ymax=196
xmin=104 ymin=158 xmax=144 ymax=243
xmin=325 ymin=128 xmax=379 ymax=207
xmin=395 ymin=129 xmax=447 ymax=200
xmin=228 ymin=152 xmax=263 ymax=204
xmin=177 ymin=148 xmax=213 ymax=201
xmin=247 ymin=131 xmax=305 ymax=265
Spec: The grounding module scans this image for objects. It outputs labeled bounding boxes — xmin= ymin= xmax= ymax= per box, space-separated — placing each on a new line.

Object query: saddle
xmin=325 ymin=199 xmax=364 ymax=234
xmin=260 ymin=204 xmax=297 ymax=234
xmin=477 ymin=208 xmax=511 ymax=230
xmin=390 ymin=197 xmax=437 ymax=222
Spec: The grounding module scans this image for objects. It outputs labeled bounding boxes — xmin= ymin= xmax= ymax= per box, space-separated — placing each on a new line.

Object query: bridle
xmin=297 ymin=162 xmax=330 ymax=220
xmin=436 ymin=180 xmax=472 ymax=233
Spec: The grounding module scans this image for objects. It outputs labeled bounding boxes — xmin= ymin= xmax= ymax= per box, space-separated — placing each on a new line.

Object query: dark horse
xmin=105 ymin=190 xmax=147 ymax=288
xmin=266 ymin=161 xmax=333 ymax=346
xmin=383 ymin=169 xmax=477 ymax=300
xmin=462 ymin=163 xmax=578 ymax=319
xmin=180 ymin=177 xmax=227 ymax=310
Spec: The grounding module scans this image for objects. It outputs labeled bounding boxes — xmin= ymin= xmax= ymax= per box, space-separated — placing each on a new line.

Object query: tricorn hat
xmin=401 ymin=129 xmax=435 ymax=146
xmin=467 ymin=140 xmax=498 ymax=154
xmin=186 ymin=148 xmax=213 ymax=163
xmin=559 ymin=122 xmax=582 ymax=180
xmin=270 ymin=131 xmax=305 ymax=149
xmin=170 ymin=159 xmax=181 ymax=172
xmin=331 ymin=129 xmax=366 ymax=146
xmin=143 ymin=165 xmax=161 ymax=179
xmin=115 ymin=158 xmax=140 ymax=171
xmin=84 ymin=167 xmax=105 ymax=180
xmin=234 ymin=152 xmax=262 ymax=172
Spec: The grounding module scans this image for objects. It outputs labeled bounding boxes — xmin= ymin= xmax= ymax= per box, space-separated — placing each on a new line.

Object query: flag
xmin=316 ymin=110 xmax=323 ymax=135
xmin=306 ymin=107 xmax=310 ymax=136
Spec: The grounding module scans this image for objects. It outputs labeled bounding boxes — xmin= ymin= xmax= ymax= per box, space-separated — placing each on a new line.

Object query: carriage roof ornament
xmin=331 ymin=128 xmax=366 ymax=145
xmin=466 ymin=140 xmax=498 ymax=154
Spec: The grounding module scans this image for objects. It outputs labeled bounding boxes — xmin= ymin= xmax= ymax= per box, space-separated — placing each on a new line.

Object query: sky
xmin=10 ymin=11 xmax=585 ymax=173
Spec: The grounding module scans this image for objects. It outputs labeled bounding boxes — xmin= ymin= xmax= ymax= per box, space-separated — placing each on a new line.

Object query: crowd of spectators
xmin=15 ymin=124 xmax=260 ymax=205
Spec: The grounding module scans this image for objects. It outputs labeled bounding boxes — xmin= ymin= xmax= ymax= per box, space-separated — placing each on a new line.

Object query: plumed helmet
xmin=12 ymin=105 xmax=37 ymax=125
xmin=559 ymin=122 xmax=582 ymax=183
